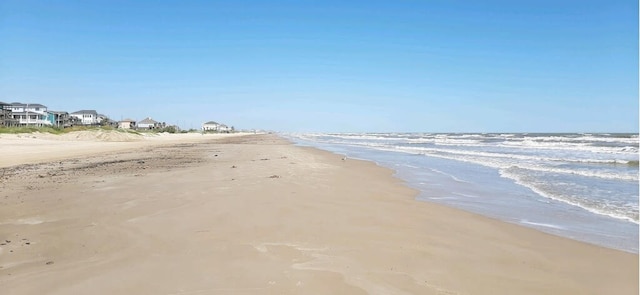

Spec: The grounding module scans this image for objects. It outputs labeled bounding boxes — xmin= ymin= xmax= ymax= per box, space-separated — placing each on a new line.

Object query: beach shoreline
xmin=1 ymin=132 xmax=637 ymax=294
xmin=289 ymin=132 xmax=640 ymax=254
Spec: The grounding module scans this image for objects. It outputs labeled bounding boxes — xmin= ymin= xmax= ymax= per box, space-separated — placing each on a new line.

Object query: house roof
xmin=71 ymin=110 xmax=98 ymax=115
xmin=138 ymin=117 xmax=158 ymax=124
xmin=203 ymin=121 xmax=220 ymax=125
xmin=120 ymin=118 xmax=136 ymax=122
xmin=9 ymin=102 xmax=47 ymax=108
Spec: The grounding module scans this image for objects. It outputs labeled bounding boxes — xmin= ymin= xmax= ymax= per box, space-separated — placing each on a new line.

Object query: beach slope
xmin=0 ymin=133 xmax=637 ymax=294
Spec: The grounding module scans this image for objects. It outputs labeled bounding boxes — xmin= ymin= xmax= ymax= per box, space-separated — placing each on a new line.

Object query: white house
xmin=4 ymin=102 xmax=52 ymax=127
xmin=70 ymin=110 xmax=100 ymax=125
xmin=202 ymin=121 xmax=232 ymax=132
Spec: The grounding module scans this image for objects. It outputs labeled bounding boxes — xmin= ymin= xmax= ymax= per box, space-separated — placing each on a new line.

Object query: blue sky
xmin=1 ymin=0 xmax=637 ymax=132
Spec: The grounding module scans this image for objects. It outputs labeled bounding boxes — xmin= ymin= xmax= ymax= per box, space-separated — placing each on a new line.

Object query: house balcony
xmin=17 ymin=118 xmax=53 ymax=126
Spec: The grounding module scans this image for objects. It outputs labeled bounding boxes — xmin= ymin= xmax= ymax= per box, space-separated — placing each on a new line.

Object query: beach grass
xmin=0 ymin=126 xmax=67 ymax=134
xmin=0 ymin=126 xmax=143 ymax=135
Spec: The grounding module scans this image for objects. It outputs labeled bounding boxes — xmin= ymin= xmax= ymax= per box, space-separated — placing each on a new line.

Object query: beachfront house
xmin=202 ymin=121 xmax=232 ymax=133
xmin=0 ymin=101 xmax=8 ymax=127
xmin=138 ymin=117 xmax=165 ymax=130
xmin=70 ymin=110 xmax=100 ymax=125
xmin=49 ymin=111 xmax=72 ymax=128
xmin=98 ymin=114 xmax=118 ymax=127
xmin=118 ymin=118 xmax=137 ymax=129
xmin=202 ymin=121 xmax=219 ymax=131
xmin=0 ymin=101 xmax=18 ymax=127
xmin=4 ymin=102 xmax=53 ymax=127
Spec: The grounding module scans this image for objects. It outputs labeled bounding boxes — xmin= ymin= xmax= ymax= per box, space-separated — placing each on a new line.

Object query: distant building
xmin=4 ymin=102 xmax=52 ymax=127
xmin=118 ymin=118 xmax=137 ymax=129
xmin=68 ymin=115 xmax=81 ymax=126
xmin=70 ymin=110 xmax=100 ymax=125
xmin=202 ymin=121 xmax=232 ymax=133
xmin=0 ymin=101 xmax=18 ymax=127
xmin=138 ymin=117 xmax=165 ymax=129
xmin=49 ymin=111 xmax=72 ymax=128
xmin=99 ymin=114 xmax=117 ymax=127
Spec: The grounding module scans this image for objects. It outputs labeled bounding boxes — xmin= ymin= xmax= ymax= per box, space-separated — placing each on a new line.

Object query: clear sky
xmin=1 ymin=0 xmax=637 ymax=132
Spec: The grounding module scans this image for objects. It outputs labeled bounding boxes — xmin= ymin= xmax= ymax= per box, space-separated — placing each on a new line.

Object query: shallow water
xmin=287 ymin=133 xmax=639 ymax=253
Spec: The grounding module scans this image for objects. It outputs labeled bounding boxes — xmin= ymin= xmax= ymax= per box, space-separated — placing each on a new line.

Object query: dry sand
xmin=0 ymin=130 xmax=249 ymax=168
xmin=0 ymin=132 xmax=637 ymax=294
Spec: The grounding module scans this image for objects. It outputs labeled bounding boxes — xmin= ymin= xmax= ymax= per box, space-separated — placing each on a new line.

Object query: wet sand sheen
xmin=0 ymin=133 xmax=637 ymax=294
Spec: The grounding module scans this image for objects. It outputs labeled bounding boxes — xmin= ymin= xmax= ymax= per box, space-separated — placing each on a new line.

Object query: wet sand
xmin=0 ymin=133 xmax=637 ymax=294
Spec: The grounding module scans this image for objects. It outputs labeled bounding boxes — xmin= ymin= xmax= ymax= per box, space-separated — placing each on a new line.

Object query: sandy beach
xmin=0 ymin=132 xmax=637 ymax=294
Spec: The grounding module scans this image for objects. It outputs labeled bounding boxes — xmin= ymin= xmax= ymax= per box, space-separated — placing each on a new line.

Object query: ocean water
xmin=286 ymin=133 xmax=639 ymax=253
